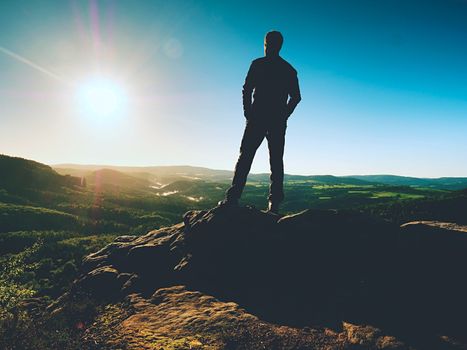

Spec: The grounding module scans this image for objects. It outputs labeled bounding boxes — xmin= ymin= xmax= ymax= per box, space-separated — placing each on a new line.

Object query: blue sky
xmin=0 ymin=0 xmax=466 ymax=177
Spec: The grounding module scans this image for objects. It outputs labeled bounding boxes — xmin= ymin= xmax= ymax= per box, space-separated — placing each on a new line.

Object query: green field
xmin=1 ymin=154 xmax=466 ymax=347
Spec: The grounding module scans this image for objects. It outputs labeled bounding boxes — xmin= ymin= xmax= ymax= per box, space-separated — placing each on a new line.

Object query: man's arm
xmin=242 ymin=61 xmax=256 ymax=119
xmin=286 ymin=71 xmax=301 ymax=118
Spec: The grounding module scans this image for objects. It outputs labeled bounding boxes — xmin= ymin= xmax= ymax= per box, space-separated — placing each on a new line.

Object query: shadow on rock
xmin=64 ymin=206 xmax=467 ymax=349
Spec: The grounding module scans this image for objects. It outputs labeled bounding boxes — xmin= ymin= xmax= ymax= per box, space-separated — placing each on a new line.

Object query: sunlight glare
xmin=77 ymin=78 xmax=126 ymax=120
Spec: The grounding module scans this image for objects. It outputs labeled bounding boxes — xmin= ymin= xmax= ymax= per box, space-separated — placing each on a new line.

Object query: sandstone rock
xmin=58 ymin=207 xmax=467 ymax=349
xmin=83 ymin=285 xmax=354 ymax=350
xmin=78 ymin=266 xmax=122 ymax=299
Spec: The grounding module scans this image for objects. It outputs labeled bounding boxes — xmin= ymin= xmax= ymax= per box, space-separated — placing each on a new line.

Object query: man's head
xmin=264 ymin=30 xmax=283 ymax=56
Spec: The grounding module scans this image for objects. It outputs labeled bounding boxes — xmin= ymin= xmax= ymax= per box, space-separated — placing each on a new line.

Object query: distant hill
xmin=54 ymin=164 xmax=233 ymax=184
xmin=348 ymin=175 xmax=467 ymax=190
xmin=2 ymin=155 xmax=465 ymax=198
xmin=85 ymin=169 xmax=152 ymax=192
xmin=53 ymin=163 xmax=467 ymax=190
xmin=54 ymin=164 xmax=375 ymax=186
xmin=0 ymin=154 xmax=82 ymax=194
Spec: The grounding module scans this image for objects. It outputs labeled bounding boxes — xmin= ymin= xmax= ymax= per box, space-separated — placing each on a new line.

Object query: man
xmin=218 ymin=30 xmax=301 ymax=214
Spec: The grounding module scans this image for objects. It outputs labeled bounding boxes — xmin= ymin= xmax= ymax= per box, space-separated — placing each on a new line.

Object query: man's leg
xmin=266 ymin=122 xmax=287 ymax=205
xmin=225 ymin=120 xmax=266 ymax=202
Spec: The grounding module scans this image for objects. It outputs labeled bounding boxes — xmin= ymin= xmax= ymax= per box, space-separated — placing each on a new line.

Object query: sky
xmin=0 ymin=0 xmax=466 ymax=177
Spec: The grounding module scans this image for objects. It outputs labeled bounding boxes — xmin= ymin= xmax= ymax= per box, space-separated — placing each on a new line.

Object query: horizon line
xmin=50 ymin=162 xmax=467 ymax=180
xmin=2 ymin=154 xmax=465 ymax=179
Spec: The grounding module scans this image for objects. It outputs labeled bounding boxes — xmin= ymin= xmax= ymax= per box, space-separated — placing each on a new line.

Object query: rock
xmin=83 ymin=285 xmax=353 ymax=350
xmin=78 ymin=266 xmax=122 ymax=299
xmin=55 ymin=207 xmax=467 ymax=349
xmin=396 ymin=221 xmax=467 ymax=342
xmin=343 ymin=322 xmax=407 ymax=349
xmin=114 ymin=235 xmax=138 ymax=243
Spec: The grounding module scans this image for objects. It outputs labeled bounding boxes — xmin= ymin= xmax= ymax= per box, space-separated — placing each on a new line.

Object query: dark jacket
xmin=242 ymin=55 xmax=301 ymax=121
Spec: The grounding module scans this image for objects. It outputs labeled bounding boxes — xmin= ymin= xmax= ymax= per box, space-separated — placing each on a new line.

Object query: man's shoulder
xmin=251 ymin=56 xmax=297 ymax=74
xmin=279 ymin=57 xmax=298 ymax=75
xmin=251 ymin=57 xmax=267 ymax=65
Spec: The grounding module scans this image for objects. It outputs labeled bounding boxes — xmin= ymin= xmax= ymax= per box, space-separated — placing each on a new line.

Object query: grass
xmin=312 ymin=184 xmax=372 ymax=190
xmin=370 ymin=192 xmax=425 ymax=200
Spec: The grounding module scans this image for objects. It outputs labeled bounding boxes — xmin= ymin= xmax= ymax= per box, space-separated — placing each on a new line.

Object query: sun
xmin=77 ymin=78 xmax=126 ymax=119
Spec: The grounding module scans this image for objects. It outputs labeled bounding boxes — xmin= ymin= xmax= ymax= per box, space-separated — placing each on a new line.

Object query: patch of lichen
xmin=82 ymin=303 xmax=132 ymax=349
xmin=126 ymin=334 xmax=220 ymax=350
xmin=82 ymin=302 xmax=223 ymax=349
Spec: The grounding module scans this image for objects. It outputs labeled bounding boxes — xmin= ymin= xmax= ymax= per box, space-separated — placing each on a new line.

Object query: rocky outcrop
xmin=57 ymin=206 xmax=467 ymax=349
xmin=82 ymin=285 xmax=356 ymax=349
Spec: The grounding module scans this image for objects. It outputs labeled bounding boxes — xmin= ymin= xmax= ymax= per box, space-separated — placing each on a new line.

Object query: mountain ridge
xmin=0 ymin=154 xmax=82 ymax=193
xmin=53 ymin=162 xmax=467 ymax=190
xmin=52 ymin=162 xmax=467 ymax=180
xmin=2 ymin=153 xmax=465 ymax=191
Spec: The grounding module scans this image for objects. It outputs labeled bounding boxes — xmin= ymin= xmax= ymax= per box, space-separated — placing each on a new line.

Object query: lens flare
xmin=77 ymin=78 xmax=126 ymax=119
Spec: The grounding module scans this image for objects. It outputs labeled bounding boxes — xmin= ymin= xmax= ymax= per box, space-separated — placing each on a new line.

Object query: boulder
xmin=59 ymin=206 xmax=467 ymax=349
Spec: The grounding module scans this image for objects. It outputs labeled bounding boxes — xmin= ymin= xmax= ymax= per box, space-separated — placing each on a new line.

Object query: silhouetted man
xmin=219 ymin=31 xmax=301 ymax=214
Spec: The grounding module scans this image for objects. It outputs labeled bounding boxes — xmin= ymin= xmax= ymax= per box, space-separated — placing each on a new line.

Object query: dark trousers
xmin=226 ymin=118 xmax=287 ymax=203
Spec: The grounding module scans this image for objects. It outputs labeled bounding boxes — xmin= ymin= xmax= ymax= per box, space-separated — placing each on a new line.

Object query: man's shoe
xmin=217 ymin=198 xmax=239 ymax=208
xmin=267 ymin=201 xmax=279 ymax=214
